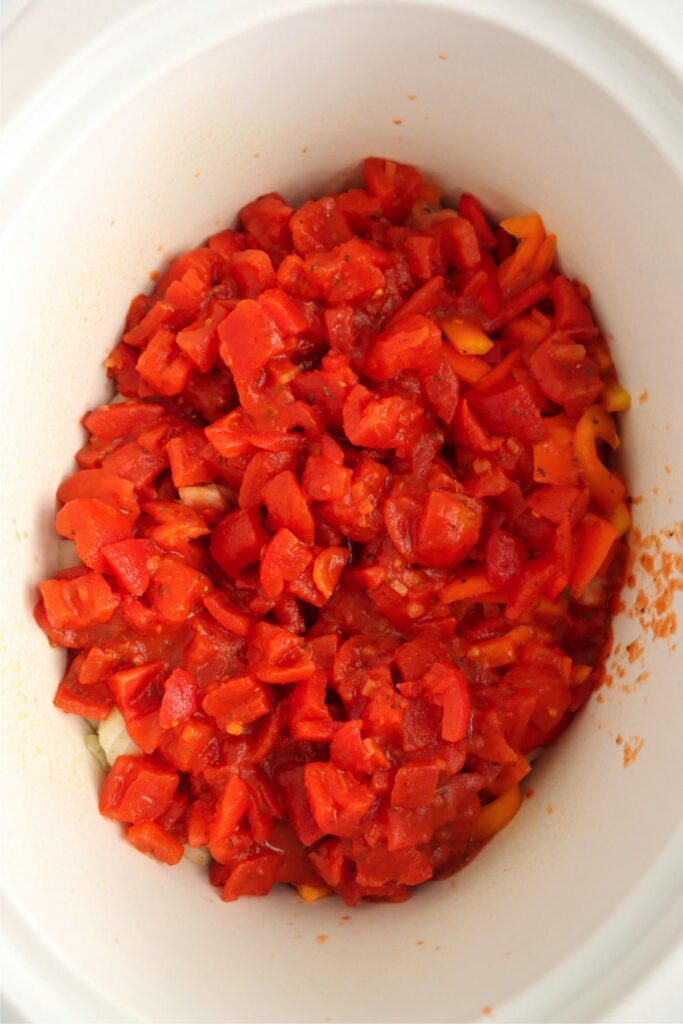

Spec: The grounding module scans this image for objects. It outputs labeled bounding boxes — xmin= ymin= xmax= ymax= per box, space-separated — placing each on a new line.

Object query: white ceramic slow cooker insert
xmin=1 ymin=1 xmax=682 ymax=1021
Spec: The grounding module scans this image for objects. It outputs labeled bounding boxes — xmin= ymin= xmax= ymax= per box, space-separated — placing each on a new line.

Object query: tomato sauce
xmin=36 ymin=158 xmax=629 ymax=904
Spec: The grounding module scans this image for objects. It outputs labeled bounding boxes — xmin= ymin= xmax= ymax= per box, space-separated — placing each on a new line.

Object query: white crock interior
xmin=1 ymin=1 xmax=682 ymax=1021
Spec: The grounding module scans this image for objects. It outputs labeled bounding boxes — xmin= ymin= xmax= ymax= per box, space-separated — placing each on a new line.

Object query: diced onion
xmin=98 ymin=707 xmax=141 ymax=765
xmin=84 ymin=731 xmax=108 ymax=770
xmin=184 ymin=845 xmax=210 ymax=866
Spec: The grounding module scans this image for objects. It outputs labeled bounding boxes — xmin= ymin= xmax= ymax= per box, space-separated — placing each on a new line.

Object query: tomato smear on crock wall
xmin=36 ymin=157 xmax=630 ymax=905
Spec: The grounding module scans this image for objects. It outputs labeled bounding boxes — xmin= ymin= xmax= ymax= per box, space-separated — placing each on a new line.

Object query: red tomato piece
xmin=304 ymin=239 xmax=387 ymax=304
xmin=208 ymin=776 xmax=250 ymax=850
xmin=414 ymin=491 xmax=483 ymax=568
xmin=54 ymin=655 xmax=113 ymax=719
xmin=248 ymin=622 xmax=315 ymax=683
xmin=391 ymin=763 xmax=440 ymax=809
xmin=260 ymin=528 xmax=313 ymax=599
xmin=362 ymin=314 xmax=442 ymax=382
xmin=343 ymin=384 xmax=424 ymax=453
xmin=485 ymin=529 xmax=526 ymax=588
xmin=211 ymin=508 xmax=268 ymax=578
xmin=136 ymin=328 xmax=193 ymax=396
xmin=261 ymin=471 xmax=315 ymax=544
xmin=202 ymin=675 xmax=271 ymax=731
xmin=101 ymin=538 xmax=153 ymax=596
xmin=221 ymin=853 xmax=283 ymax=902
xmin=202 ymin=591 xmax=255 ymax=638
xmin=257 ymin=287 xmax=309 ymax=335
xmin=56 ymin=498 xmax=134 ymax=572
xmin=290 ymin=196 xmax=354 ymax=254
xmin=126 ymin=822 xmax=184 ymax=865
xmin=57 ymin=469 xmax=139 ymax=517
xmin=99 ymin=755 xmax=179 ymax=824
xmin=468 ymin=381 xmax=545 ymax=444
xmin=304 ymin=762 xmax=374 ymax=838
xmin=239 ymin=192 xmax=293 ymax=258
xmin=39 ymin=572 xmax=118 ymax=631
xmin=166 ymin=432 xmax=216 ymax=488
xmin=217 ymin=299 xmax=282 ymax=383
xmin=159 ymin=669 xmax=199 ymax=729
xmin=82 ymin=400 xmax=165 ymax=440
xmin=147 ymin=556 xmax=210 ymax=625
xmin=230 ymin=249 xmax=276 ymax=298
xmin=363 ymin=157 xmax=422 ymax=222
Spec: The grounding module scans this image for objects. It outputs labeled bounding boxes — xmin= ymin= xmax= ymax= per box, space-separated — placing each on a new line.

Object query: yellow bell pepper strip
xmin=532 ymin=416 xmax=580 ymax=486
xmin=592 ymin=339 xmax=614 ymax=371
xmin=569 ymin=513 xmax=619 ymax=598
xmin=607 ymin=500 xmax=631 ymax=537
xmin=574 ymin=405 xmax=625 ymax=511
xmin=296 ymin=884 xmax=332 ymax=902
xmin=497 ymin=213 xmax=546 ymax=293
xmin=441 ymin=344 xmax=490 ymax=384
xmin=570 ymin=664 xmax=593 ymax=687
xmin=602 ymin=380 xmax=632 ymax=413
xmin=441 ymin=315 xmax=494 ymax=356
xmin=474 ymin=785 xmax=522 ymax=840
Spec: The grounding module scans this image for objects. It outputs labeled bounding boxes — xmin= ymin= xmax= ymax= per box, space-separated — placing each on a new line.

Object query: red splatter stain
xmin=316 ymin=934 xmax=328 ymax=945
xmin=638 ymin=389 xmax=649 ymax=404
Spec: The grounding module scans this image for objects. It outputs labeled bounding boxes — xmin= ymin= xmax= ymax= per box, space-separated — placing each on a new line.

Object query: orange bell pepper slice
xmin=497 ymin=213 xmax=546 ymax=292
xmin=474 ymin=784 xmax=522 ymax=840
xmin=569 ymin=513 xmax=619 ymax=597
xmin=441 ymin=316 xmax=493 ymax=356
xmin=441 ymin=569 xmax=508 ymax=603
xmin=532 ymin=416 xmax=580 ymax=486
xmin=441 ymin=345 xmax=490 ymax=385
xmin=574 ymin=406 xmax=625 ymax=511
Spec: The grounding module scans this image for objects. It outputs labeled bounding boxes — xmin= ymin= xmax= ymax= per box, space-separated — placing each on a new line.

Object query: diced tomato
xmin=99 ymin=755 xmax=179 ymax=824
xmin=56 ymin=498 xmax=134 ymax=572
xmin=362 ymin=314 xmax=442 ymax=382
xmin=221 ymin=852 xmax=282 ymax=902
xmin=101 ymin=538 xmax=154 ymax=596
xmin=304 ymin=762 xmax=374 ymax=838
xmin=211 ymin=508 xmax=268 ymax=578
xmin=217 ymin=299 xmax=282 ymax=382
xmin=248 ymin=622 xmax=315 ymax=683
xmin=159 ymin=669 xmax=199 ymax=729
xmin=39 ymin=572 xmax=118 ymax=631
xmin=260 ymin=528 xmax=312 ymax=599
xmin=126 ymin=821 xmax=184 ymax=865
xmin=363 ymin=157 xmax=422 ymax=222
xmin=485 ymin=529 xmax=526 ymax=588
xmin=201 ymin=675 xmax=271 ymax=731
xmin=415 ymin=491 xmax=483 ymax=568
xmin=57 ymin=469 xmax=140 ymax=517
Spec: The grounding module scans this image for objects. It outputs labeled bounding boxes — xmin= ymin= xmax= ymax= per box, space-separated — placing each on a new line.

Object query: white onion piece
xmin=178 ymin=484 xmax=230 ymax=511
xmin=184 ymin=845 xmax=210 ymax=866
xmin=55 ymin=536 xmax=80 ymax=570
xmin=98 ymin=707 xmax=141 ymax=765
xmin=84 ymin=732 xmax=108 ymax=770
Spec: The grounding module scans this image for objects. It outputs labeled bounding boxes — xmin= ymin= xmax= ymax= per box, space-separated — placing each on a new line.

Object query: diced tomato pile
xmin=36 ymin=158 xmax=629 ymax=905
